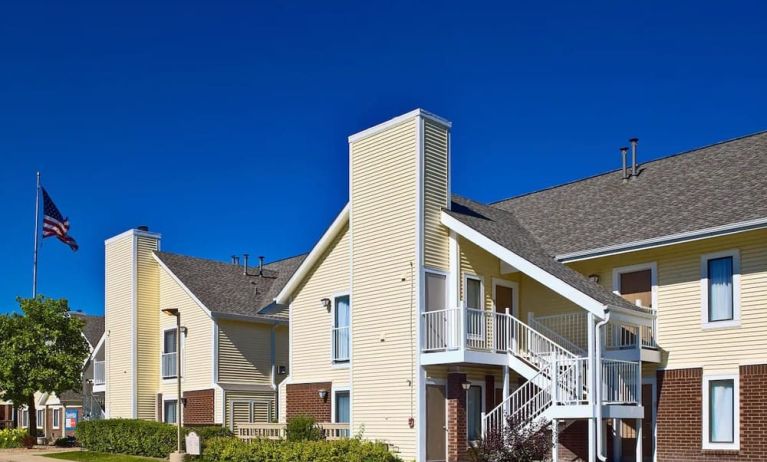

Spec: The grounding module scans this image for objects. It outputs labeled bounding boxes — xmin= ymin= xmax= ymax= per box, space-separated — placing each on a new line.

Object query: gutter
xmin=210 ymin=311 xmax=288 ymax=325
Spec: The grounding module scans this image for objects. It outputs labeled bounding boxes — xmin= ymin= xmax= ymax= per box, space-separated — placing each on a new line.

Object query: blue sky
xmin=1 ymin=1 xmax=766 ymax=314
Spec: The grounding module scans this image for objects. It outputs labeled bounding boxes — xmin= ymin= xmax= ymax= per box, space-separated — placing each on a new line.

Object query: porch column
xmin=448 ymin=231 xmax=460 ymax=309
xmin=502 ymin=367 xmax=510 ymax=414
xmin=612 ymin=419 xmax=622 ymax=461
xmin=587 ymin=312 xmax=596 ymax=462
xmin=447 ymin=372 xmax=468 ymax=462
xmin=551 ymin=418 xmax=559 ymax=462
xmin=635 ymin=418 xmax=643 ymax=462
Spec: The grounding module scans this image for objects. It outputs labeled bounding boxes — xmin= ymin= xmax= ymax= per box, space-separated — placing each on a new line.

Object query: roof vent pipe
xmin=629 ymin=137 xmax=639 ymax=177
xmin=620 ymin=147 xmax=629 ymax=180
xmin=259 ymin=256 xmax=265 ymax=277
xmin=231 ymin=255 xmax=239 ymax=265
xmin=243 ymin=254 xmax=249 ymax=276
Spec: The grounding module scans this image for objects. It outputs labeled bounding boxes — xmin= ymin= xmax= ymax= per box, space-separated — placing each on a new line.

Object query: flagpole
xmin=32 ymin=172 xmax=40 ymax=298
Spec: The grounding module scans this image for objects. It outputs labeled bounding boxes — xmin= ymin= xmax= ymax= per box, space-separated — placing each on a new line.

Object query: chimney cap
xmin=629 ymin=137 xmax=639 ymax=143
xmin=620 ymin=146 xmax=629 ymax=153
xmin=137 ymin=225 xmax=149 ymax=231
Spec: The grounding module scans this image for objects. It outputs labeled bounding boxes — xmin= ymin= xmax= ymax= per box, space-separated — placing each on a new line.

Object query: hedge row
xmin=75 ymin=419 xmax=231 ymax=458
xmin=0 ymin=428 xmax=27 ymax=449
xmin=203 ymin=436 xmax=403 ymax=462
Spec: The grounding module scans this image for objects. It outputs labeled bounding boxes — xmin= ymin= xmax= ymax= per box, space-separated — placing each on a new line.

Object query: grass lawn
xmin=41 ymin=451 xmax=163 ymax=462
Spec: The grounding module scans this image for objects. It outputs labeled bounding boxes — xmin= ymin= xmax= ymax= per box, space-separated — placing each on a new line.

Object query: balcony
xmin=93 ymin=360 xmax=105 ymax=388
xmin=162 ymin=352 xmax=178 ymax=379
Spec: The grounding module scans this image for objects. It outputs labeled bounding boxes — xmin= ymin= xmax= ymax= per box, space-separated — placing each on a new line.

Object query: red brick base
xmin=183 ymin=388 xmax=215 ymax=425
xmin=286 ymin=382 xmax=331 ymax=422
xmin=656 ymin=365 xmax=767 ymax=461
xmin=447 ymin=373 xmax=468 ymax=462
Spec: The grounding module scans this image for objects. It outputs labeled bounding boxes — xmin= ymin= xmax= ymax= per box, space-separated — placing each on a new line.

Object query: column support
xmin=502 ymin=367 xmax=510 ymax=414
xmin=635 ymin=418 xmax=643 ymax=462
xmin=587 ymin=312 xmax=596 ymax=462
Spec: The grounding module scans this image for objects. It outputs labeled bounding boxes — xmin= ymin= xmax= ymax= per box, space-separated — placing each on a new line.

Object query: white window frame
xmin=463 ymin=274 xmax=484 ymax=341
xmin=331 ymin=385 xmax=351 ymax=424
xmin=163 ymin=398 xmax=178 ymax=424
xmin=161 ymin=327 xmax=185 ymax=382
xmin=330 ymin=292 xmax=351 ymax=367
xmin=36 ymin=409 xmax=44 ymax=429
xmin=611 ymin=262 xmax=658 ymax=309
xmin=21 ymin=409 xmax=28 ymax=428
xmin=702 ymin=373 xmax=739 ymax=450
xmin=52 ymin=408 xmax=61 ymax=429
xmin=700 ymin=250 xmax=740 ymax=329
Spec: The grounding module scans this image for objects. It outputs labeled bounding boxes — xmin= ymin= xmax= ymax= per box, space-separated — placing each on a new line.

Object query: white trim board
xmin=441 ymin=211 xmax=607 ymax=319
xmin=348 ymin=108 xmax=452 ymax=143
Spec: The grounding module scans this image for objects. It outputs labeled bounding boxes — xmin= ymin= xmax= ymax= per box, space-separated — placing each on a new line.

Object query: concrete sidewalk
xmin=0 ymin=447 xmax=79 ymax=462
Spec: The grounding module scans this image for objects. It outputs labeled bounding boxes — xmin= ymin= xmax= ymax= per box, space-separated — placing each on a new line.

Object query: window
xmin=163 ymin=399 xmax=177 ymax=424
xmin=332 ymin=295 xmax=350 ymax=363
xmin=52 ymin=408 xmax=61 ymax=429
xmin=467 ymin=385 xmax=482 ymax=441
xmin=21 ymin=409 xmax=28 ymax=427
xmin=703 ymin=375 xmax=739 ymax=450
xmin=334 ymin=391 xmax=350 ymax=423
xmin=162 ymin=329 xmax=178 ymax=379
xmin=37 ymin=410 xmax=44 ymax=428
xmin=465 ymin=276 xmax=484 ymax=340
xmin=425 ymin=272 xmax=446 ymax=312
xmin=701 ymin=250 xmax=740 ymax=328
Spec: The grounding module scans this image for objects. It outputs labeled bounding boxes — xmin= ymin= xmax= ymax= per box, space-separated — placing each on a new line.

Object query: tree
xmin=0 ymin=296 xmax=90 ymax=435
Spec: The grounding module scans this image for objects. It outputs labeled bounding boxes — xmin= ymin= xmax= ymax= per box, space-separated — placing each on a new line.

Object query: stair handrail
xmin=507 ymin=314 xmax=577 ymax=369
xmin=482 ymin=363 xmax=552 ymax=437
xmin=528 ymin=316 xmax=587 ymax=357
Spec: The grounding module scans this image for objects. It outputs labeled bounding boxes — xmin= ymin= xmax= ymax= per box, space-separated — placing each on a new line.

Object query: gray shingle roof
xmin=71 ymin=314 xmax=104 ymax=347
xmin=491 ymin=131 xmax=767 ymax=257
xmin=154 ymin=252 xmax=306 ymax=320
xmin=446 ymin=195 xmax=639 ymax=311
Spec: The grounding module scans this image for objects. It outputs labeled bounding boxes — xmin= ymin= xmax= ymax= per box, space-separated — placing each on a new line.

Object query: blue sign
xmin=65 ymin=408 xmax=79 ymax=430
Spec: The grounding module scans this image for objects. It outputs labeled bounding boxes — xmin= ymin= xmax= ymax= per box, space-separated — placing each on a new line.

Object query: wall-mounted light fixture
xmin=461 ymin=381 xmax=472 ymax=391
xmin=321 ymin=298 xmax=331 ymax=312
xmin=588 ymin=274 xmax=600 ymax=284
xmin=318 ymin=389 xmax=328 ymax=401
xmin=278 ymin=365 xmax=287 ymax=375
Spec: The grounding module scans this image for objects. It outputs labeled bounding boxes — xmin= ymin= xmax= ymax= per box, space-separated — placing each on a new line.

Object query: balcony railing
xmin=602 ymin=359 xmax=640 ymax=404
xmin=162 ymin=352 xmax=178 ymax=379
xmin=331 ymin=326 xmax=350 ymax=362
xmin=93 ymin=360 xmax=105 ymax=386
xmin=531 ymin=311 xmax=658 ymax=352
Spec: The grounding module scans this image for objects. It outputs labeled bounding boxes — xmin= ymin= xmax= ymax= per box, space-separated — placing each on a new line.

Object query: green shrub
xmin=76 ymin=420 xmax=232 ymax=457
xmin=286 ymin=415 xmax=322 ymax=441
xmin=0 ymin=428 xmax=27 ymax=448
xmin=203 ymin=436 xmax=402 ymax=462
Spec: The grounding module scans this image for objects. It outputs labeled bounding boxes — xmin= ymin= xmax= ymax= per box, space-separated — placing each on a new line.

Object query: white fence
xmin=237 ymin=422 xmax=350 ymax=441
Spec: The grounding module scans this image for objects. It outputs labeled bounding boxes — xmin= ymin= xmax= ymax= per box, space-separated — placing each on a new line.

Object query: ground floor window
xmin=703 ymin=374 xmax=739 ymax=450
xmin=52 ymin=408 xmax=61 ymax=429
xmin=467 ymin=385 xmax=482 ymax=441
xmin=164 ymin=399 xmax=178 ymax=424
xmin=36 ymin=409 xmax=44 ymax=428
xmin=21 ymin=409 xmax=28 ymax=427
xmin=334 ymin=391 xmax=350 ymax=423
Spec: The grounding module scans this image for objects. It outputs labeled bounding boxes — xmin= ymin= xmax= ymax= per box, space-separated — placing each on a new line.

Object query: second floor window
xmin=332 ymin=295 xmax=350 ymax=363
xmin=702 ymin=250 xmax=740 ymax=327
xmin=162 ymin=329 xmax=178 ymax=379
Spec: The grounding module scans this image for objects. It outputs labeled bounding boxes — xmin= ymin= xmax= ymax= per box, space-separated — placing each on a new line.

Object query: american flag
xmin=42 ymin=187 xmax=79 ymax=251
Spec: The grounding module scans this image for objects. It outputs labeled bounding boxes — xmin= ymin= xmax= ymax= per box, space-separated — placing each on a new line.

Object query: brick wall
xmin=447 ymin=373 xmax=467 ymax=462
xmin=286 ymin=382 xmax=331 ymax=422
xmin=558 ymin=420 xmax=589 ymax=461
xmin=183 ymin=388 xmax=215 ymax=425
xmin=656 ymin=365 xmax=767 ymax=461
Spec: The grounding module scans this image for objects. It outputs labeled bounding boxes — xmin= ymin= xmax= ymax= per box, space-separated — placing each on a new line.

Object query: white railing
xmin=531 ymin=312 xmax=589 ymax=355
xmin=482 ymin=364 xmax=552 ymax=437
xmin=508 ymin=315 xmax=576 ymax=370
xmin=422 ymin=308 xmax=461 ymax=351
xmin=237 ymin=422 xmax=350 ymax=442
xmin=93 ymin=360 xmax=105 ymax=385
xmin=602 ymin=359 xmax=640 ymax=404
xmin=332 ymin=326 xmax=350 ymax=362
xmin=162 ymin=352 xmax=177 ymax=379
xmin=551 ymin=357 xmax=589 ymax=404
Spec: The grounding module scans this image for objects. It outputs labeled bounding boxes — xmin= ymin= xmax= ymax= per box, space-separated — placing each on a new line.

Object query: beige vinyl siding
xmin=459 ymin=236 xmax=521 ymax=310
xmin=350 ymin=118 xmax=418 ymax=458
xmin=105 ymin=235 xmax=135 ymax=418
xmin=224 ymin=390 xmax=276 ymax=431
xmin=274 ymin=325 xmax=289 ymax=385
xmin=135 ymin=235 xmax=160 ymax=420
xmin=158 ymin=265 xmax=213 ymax=396
xmin=217 ymin=320 xmax=272 ymax=385
xmin=290 ymin=224 xmax=350 ymax=384
xmin=423 ymin=119 xmax=450 ymax=271
xmin=569 ymin=228 xmax=767 ymax=371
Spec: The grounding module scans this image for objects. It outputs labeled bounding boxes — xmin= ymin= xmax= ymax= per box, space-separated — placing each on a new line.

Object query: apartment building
xmin=275 ymin=109 xmax=767 ymax=461
xmin=103 ymin=228 xmax=302 ymax=430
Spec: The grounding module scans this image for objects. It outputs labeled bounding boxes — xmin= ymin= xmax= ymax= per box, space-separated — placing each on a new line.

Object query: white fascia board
xmin=441 ymin=211 xmax=606 ymax=319
xmin=274 ymin=204 xmax=350 ymax=305
xmin=210 ymin=311 xmax=287 ymax=325
xmin=557 ymin=217 xmax=767 ymax=263
xmin=606 ymin=305 xmax=655 ymax=326
xmin=348 ymin=108 xmax=452 ymax=143
xmin=104 ymin=228 xmax=162 ymax=246
xmin=152 ymin=253 xmax=214 ymax=320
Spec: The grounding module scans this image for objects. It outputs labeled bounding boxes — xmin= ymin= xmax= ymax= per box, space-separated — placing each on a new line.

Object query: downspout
xmin=595 ymin=311 xmax=611 ymax=462
xmin=270 ymin=324 xmax=277 ymax=390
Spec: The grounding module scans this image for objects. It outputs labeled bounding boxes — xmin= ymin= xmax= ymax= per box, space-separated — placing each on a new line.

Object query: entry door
xmin=426 ymin=385 xmax=447 ymax=462
xmin=495 ymin=284 xmax=515 ymax=351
